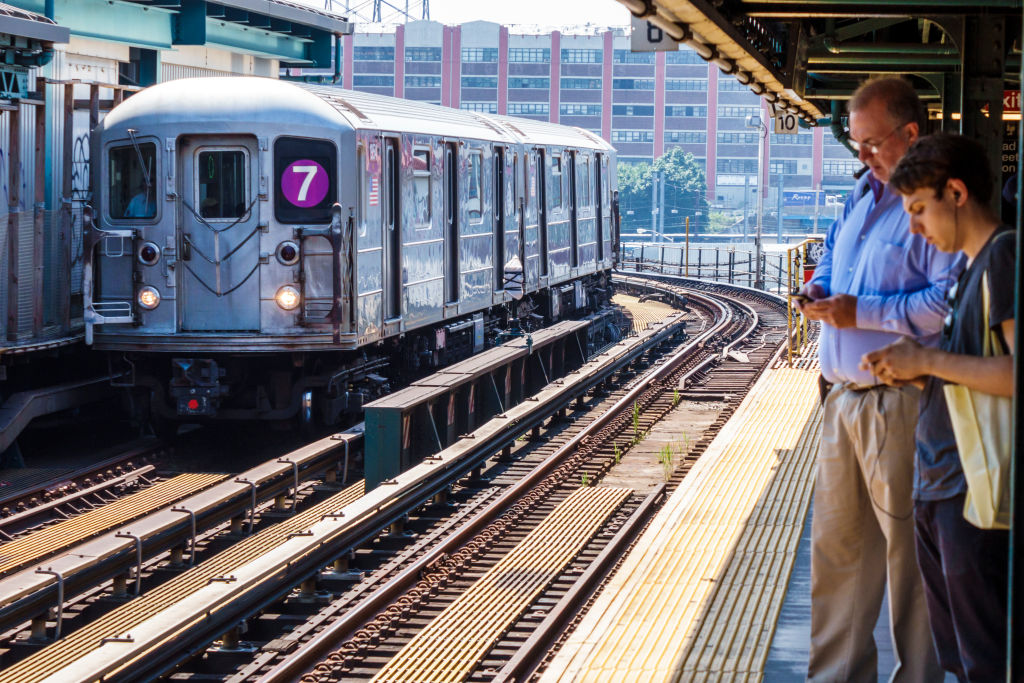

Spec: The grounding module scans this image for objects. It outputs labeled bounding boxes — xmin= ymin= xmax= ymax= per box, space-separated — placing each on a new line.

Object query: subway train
xmin=83 ymin=77 xmax=619 ymax=426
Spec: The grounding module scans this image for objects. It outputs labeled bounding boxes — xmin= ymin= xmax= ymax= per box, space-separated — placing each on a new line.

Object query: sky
xmin=305 ymin=0 xmax=631 ymax=27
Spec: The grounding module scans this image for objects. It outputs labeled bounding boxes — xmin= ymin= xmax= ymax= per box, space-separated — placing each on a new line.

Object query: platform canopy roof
xmin=616 ymin=0 xmax=1022 ymax=129
xmin=7 ymin=0 xmax=353 ymax=67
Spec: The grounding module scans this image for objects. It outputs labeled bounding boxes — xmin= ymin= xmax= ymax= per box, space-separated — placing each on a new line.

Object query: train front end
xmin=84 ymin=78 xmax=358 ymax=422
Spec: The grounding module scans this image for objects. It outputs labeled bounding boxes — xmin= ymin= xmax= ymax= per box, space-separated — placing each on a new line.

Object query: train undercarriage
xmin=114 ymin=273 xmax=617 ymax=432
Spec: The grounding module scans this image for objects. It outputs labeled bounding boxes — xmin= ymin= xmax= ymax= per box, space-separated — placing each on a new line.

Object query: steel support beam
xmin=959 ymin=14 xmax=1007 ymax=214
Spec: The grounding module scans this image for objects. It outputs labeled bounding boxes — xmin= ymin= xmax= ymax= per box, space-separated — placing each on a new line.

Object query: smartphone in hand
xmin=790 ymin=290 xmax=814 ymax=305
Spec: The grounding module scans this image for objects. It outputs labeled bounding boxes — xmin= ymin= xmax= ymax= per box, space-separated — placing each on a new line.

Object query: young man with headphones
xmin=862 ymin=133 xmax=1013 ymax=681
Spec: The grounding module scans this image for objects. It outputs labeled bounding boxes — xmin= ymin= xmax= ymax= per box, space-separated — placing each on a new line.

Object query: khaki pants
xmin=807 ymin=384 xmax=941 ymax=683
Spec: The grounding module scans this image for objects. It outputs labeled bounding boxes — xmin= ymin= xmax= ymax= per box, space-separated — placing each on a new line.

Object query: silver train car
xmin=84 ymin=77 xmax=618 ymax=424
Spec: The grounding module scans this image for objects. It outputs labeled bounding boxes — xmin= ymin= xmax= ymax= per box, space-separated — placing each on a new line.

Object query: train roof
xmin=100 ymin=77 xmax=613 ymax=153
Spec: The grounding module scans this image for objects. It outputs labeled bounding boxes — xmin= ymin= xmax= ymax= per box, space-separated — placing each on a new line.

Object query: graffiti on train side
xmin=71 ymin=133 xmax=91 ymax=202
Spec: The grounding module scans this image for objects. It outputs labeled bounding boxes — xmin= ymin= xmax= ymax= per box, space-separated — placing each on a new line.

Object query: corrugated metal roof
xmin=0 ymin=2 xmax=69 ymax=43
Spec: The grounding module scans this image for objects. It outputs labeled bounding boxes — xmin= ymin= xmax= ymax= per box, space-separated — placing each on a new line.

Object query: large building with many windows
xmin=293 ymin=20 xmax=862 ymax=232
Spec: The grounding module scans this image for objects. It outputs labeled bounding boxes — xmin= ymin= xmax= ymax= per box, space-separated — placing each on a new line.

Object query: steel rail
xmin=0 ymin=429 xmax=358 ymax=638
xmin=257 ymin=287 xmax=738 ymax=682
xmin=20 ymin=309 xmax=692 ymax=683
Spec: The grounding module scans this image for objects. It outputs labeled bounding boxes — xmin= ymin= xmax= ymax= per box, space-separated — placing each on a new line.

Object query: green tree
xmin=617 ymin=148 xmax=708 ymax=235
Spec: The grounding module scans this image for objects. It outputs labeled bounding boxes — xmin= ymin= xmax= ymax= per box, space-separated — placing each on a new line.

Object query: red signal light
xmin=187 ymin=399 xmax=199 ymax=411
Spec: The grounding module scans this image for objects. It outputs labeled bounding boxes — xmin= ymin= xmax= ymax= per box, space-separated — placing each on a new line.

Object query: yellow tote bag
xmin=943 ymin=270 xmax=1012 ymax=530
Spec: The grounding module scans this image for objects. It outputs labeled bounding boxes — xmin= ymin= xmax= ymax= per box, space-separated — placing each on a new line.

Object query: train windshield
xmin=197 ymin=150 xmax=248 ymax=219
xmin=109 ymin=143 xmax=157 ymax=220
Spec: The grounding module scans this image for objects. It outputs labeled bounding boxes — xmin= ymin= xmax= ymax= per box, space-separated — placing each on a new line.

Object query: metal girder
xmin=960 ymin=14 xmax=1008 ymax=213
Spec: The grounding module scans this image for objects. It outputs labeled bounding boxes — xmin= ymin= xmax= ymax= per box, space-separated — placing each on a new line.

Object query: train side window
xmin=274 ymin=137 xmax=337 ymax=224
xmin=579 ymin=156 xmax=592 ymax=209
xmin=109 ymin=142 xmax=157 ymax=220
xmin=412 ymin=148 xmax=431 ymax=228
xmin=196 ymin=150 xmax=247 ymax=220
xmin=467 ymin=150 xmax=483 ymax=223
xmin=549 ymin=154 xmax=562 ymax=212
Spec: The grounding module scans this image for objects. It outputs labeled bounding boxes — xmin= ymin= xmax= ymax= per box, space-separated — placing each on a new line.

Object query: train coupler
xmin=170 ymin=358 xmax=227 ymax=417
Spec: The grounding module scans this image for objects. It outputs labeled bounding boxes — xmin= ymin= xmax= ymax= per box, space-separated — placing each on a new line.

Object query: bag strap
xmin=981 ymin=271 xmax=1009 ymax=357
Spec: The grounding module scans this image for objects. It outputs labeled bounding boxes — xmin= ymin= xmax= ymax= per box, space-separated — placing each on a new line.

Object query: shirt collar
xmin=866 ymin=171 xmax=885 ymax=203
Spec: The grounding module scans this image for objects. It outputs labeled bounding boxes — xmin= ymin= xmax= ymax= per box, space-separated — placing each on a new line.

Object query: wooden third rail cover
xmin=542 ymin=361 xmax=822 ymax=682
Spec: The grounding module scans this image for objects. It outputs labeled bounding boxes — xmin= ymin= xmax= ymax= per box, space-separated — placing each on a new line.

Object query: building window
xmin=561 ymin=78 xmax=601 ymax=90
xmin=561 ymin=48 xmax=602 ymax=63
xmin=353 ymin=75 xmax=395 ymax=87
xmin=561 ymin=103 xmax=601 ymax=116
xmin=770 ymin=132 xmax=813 ymax=145
xmin=508 ymin=48 xmax=550 ymax=63
xmin=462 ymin=76 xmax=498 ymax=88
xmin=666 ymin=105 xmax=707 ymax=117
xmin=611 ymin=130 xmax=655 ymax=143
xmin=462 ymin=47 xmax=499 ymax=62
xmin=613 ymin=78 xmax=655 ymax=90
xmin=353 ymin=46 xmax=394 ymax=61
xmin=406 ymin=75 xmax=442 ymax=88
xmin=406 ymin=47 xmax=441 ymax=62
xmin=718 ymin=78 xmax=753 ymax=91
xmin=717 ymin=132 xmax=758 ymax=144
xmin=665 ymin=79 xmax=706 ymax=91
xmin=718 ymin=105 xmax=760 ymax=118
xmin=717 ymin=158 xmax=759 ymax=174
xmin=509 ymin=102 xmax=550 ymax=115
xmin=666 ymin=49 xmax=704 ymax=64
xmin=613 ymin=50 xmax=654 ymax=64
xmin=613 ymin=105 xmax=654 ymax=116
xmin=665 ymin=131 xmax=707 ymax=143
xmin=508 ymin=77 xmax=550 ymax=89
xmin=461 ymin=102 xmax=498 ymax=113
xmin=823 ymin=160 xmax=862 ymax=176
xmin=770 ymin=160 xmax=799 ymax=174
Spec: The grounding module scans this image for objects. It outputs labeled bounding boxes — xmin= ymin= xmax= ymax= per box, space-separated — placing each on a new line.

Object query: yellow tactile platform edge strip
xmin=0 ymin=473 xmax=226 ymax=575
xmin=542 ymin=361 xmax=821 ymax=683
xmin=0 ymin=480 xmax=366 ymax=683
xmin=374 ymin=486 xmax=633 ymax=683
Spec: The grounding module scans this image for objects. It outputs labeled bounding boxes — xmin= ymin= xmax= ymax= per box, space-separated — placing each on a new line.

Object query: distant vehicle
xmin=85 ymin=77 xmax=619 ymax=427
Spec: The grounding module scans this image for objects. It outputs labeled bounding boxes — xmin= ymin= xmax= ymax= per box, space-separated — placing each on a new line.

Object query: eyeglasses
xmin=848 ymin=121 xmax=907 ymax=155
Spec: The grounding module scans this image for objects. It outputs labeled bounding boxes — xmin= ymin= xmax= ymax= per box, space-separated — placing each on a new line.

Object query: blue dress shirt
xmin=810 ymin=173 xmax=962 ymax=386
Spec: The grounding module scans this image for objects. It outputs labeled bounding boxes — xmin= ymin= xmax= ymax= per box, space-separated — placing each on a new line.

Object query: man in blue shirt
xmin=798 ymin=77 xmax=958 ymax=682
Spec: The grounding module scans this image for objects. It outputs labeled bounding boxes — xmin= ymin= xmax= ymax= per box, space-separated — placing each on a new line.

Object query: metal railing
xmin=620 ymin=238 xmax=822 ymax=365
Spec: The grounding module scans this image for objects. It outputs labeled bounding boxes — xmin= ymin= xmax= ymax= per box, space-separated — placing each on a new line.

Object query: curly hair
xmin=848 ymin=76 xmax=927 ymax=130
xmin=889 ymin=132 xmax=993 ymax=204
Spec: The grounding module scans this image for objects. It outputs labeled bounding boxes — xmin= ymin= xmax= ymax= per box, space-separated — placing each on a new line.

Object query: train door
xmin=493 ymin=147 xmax=505 ymax=293
xmin=568 ymin=151 xmax=579 ymax=270
xmin=179 ymin=136 xmax=260 ymax=331
xmin=444 ymin=141 xmax=459 ymax=304
xmin=536 ymin=149 xmax=549 ymax=278
xmin=597 ymin=152 xmax=610 ymax=263
xmin=384 ymin=138 xmax=402 ymax=321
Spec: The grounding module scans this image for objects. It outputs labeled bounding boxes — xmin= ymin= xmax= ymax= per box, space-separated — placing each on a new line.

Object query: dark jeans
xmin=914 ymin=494 xmax=1009 ymax=682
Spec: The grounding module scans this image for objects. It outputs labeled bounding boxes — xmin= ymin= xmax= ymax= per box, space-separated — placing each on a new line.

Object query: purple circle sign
xmin=281 ymin=159 xmax=329 ymax=208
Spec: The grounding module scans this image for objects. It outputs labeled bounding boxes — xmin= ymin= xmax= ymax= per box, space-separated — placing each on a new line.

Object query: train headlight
xmin=137 ymin=286 xmax=161 ymax=310
xmin=276 ymin=241 xmax=300 ymax=266
xmin=138 ymin=241 xmax=161 ymax=266
xmin=275 ymin=285 xmax=300 ymax=311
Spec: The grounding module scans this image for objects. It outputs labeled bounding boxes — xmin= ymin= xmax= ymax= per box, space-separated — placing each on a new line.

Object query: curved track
xmin=0 ymin=275 xmax=793 ymax=683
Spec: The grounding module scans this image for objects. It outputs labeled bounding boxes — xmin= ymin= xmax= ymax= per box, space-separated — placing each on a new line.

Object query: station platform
xmin=543 ymin=355 xmax=823 ymax=682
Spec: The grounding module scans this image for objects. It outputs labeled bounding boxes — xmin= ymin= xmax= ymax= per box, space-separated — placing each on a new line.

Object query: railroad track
xmin=0 ymin=276 xmax=795 ymax=682
xmin=0 ymin=439 xmax=168 ymax=539
xmin=240 ymin=277 xmax=790 ymax=683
